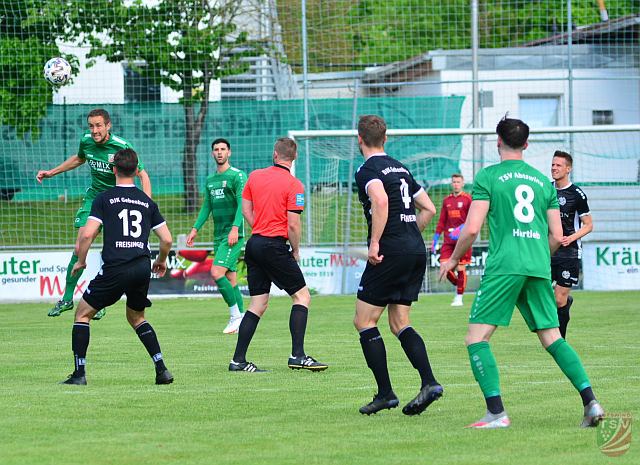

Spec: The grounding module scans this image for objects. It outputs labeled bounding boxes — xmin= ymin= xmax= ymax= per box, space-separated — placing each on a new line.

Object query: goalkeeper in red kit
xmin=431 ymin=173 xmax=472 ymax=306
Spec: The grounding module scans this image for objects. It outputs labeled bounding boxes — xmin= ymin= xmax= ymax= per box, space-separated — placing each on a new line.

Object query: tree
xmin=30 ymin=0 xmax=263 ymax=211
xmin=0 ymin=1 xmax=75 ymax=138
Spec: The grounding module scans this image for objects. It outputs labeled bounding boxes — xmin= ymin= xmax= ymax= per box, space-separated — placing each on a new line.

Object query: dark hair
xmin=496 ymin=117 xmax=529 ymax=150
xmin=451 ymin=173 xmax=464 ymax=180
xmin=358 ymin=115 xmax=387 ymax=148
xmin=114 ymin=148 xmax=138 ymax=177
xmin=87 ymin=108 xmax=111 ymax=124
xmin=212 ymin=138 xmax=231 ymax=150
xmin=553 ymin=150 xmax=573 ymax=167
xmin=274 ymin=137 xmax=297 ymax=161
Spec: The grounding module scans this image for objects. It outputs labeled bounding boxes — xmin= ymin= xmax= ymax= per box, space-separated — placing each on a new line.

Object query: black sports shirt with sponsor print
xmin=88 ymin=185 xmax=165 ymax=268
xmin=355 ymin=154 xmax=426 ymax=255
xmin=552 ymin=182 xmax=590 ymax=260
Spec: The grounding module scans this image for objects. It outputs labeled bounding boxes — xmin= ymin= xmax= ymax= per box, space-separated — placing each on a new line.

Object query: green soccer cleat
xmin=48 ymin=300 xmax=74 ymax=317
xmin=92 ymin=309 xmax=107 ymax=320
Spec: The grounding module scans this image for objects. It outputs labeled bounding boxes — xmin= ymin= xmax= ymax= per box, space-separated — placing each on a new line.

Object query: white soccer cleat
xmin=223 ymin=315 xmax=243 ymax=334
xmin=451 ymin=294 xmax=464 ymax=307
xmin=466 ymin=411 xmax=511 ymax=429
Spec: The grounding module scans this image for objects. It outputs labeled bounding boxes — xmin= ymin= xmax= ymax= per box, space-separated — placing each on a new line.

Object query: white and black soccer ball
xmin=43 ymin=57 xmax=72 ymax=86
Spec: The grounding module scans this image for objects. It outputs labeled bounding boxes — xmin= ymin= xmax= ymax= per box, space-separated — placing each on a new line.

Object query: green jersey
xmin=77 ymin=132 xmax=144 ymax=194
xmin=193 ymin=166 xmax=247 ymax=244
xmin=472 ymin=159 xmax=559 ymax=279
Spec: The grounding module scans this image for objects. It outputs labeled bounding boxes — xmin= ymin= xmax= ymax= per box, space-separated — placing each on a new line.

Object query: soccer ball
xmin=43 ymin=57 xmax=72 ymax=86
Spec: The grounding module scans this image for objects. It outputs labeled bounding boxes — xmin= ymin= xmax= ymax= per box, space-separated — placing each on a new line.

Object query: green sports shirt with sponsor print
xmin=472 ymin=159 xmax=559 ymax=279
xmin=77 ymin=132 xmax=144 ymax=194
xmin=193 ymin=166 xmax=247 ymax=245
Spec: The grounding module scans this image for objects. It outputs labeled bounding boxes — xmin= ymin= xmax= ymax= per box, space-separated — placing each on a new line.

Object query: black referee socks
xmin=290 ymin=305 xmax=308 ymax=358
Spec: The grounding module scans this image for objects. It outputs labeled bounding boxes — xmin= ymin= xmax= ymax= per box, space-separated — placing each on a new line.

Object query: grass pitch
xmin=1 ymin=291 xmax=638 ymax=465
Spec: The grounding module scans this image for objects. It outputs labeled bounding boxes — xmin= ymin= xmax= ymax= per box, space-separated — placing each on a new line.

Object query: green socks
xmin=215 ymin=276 xmax=236 ymax=308
xmin=63 ymin=254 xmax=81 ymax=302
xmin=546 ymin=338 xmax=591 ymax=392
xmin=233 ymin=285 xmax=244 ymax=313
xmin=467 ymin=341 xmax=501 ymax=398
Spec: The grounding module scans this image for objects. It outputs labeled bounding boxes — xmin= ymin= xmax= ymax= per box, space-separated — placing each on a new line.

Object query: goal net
xmin=289 ymin=125 xmax=640 ymax=293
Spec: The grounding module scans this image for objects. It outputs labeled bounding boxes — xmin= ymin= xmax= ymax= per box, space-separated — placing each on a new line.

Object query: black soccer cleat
xmin=359 ymin=391 xmax=400 ymax=415
xmin=287 ymin=355 xmax=329 ymax=371
xmin=228 ymin=360 xmax=267 ymax=373
xmin=60 ymin=373 xmax=87 ymax=385
xmin=155 ymin=369 xmax=174 ymax=385
xmin=402 ymin=383 xmax=444 ymax=416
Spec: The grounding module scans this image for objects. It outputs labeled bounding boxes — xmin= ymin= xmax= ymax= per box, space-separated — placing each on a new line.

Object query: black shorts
xmin=244 ymin=235 xmax=306 ymax=296
xmin=357 ymin=253 xmax=426 ymax=307
xmin=551 ymin=257 xmax=580 ymax=288
xmin=83 ymin=257 xmax=152 ymax=312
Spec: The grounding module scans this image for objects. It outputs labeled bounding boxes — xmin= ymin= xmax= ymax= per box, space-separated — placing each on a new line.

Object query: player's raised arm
xmin=414 ymin=189 xmax=436 ymax=232
xmin=137 ymin=169 xmax=152 ymax=198
xmin=36 ymin=155 xmax=85 ymax=183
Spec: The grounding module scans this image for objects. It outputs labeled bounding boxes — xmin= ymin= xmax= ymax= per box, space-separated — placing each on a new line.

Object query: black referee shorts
xmin=244 ymin=234 xmax=306 ymax=296
xmin=357 ymin=253 xmax=426 ymax=307
xmin=83 ymin=256 xmax=152 ymax=312
xmin=551 ymin=256 xmax=580 ymax=288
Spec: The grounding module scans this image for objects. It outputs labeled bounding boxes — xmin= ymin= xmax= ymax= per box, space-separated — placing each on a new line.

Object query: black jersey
xmin=355 ymin=154 xmax=426 ymax=255
xmin=552 ymin=182 xmax=590 ymax=260
xmin=88 ymin=185 xmax=166 ymax=268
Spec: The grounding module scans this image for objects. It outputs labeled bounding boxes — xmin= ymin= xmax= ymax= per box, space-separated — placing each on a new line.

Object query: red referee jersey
xmin=242 ymin=165 xmax=305 ymax=238
xmin=435 ymin=192 xmax=472 ymax=245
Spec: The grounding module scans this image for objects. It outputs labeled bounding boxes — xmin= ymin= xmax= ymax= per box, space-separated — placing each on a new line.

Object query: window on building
xmin=592 ymin=110 xmax=614 ymax=125
xmin=519 ymin=95 xmax=560 ymax=127
xmin=123 ymin=63 xmax=160 ymax=103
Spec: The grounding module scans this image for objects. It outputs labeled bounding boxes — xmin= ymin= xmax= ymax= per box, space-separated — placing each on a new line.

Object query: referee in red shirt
xmin=228 ymin=137 xmax=329 ymax=373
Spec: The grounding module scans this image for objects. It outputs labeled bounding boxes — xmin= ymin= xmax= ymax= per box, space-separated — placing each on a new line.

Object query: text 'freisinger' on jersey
xmin=115 ymin=241 xmax=145 ymax=249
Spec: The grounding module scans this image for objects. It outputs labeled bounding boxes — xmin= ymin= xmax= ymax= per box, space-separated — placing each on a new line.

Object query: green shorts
xmin=213 ymin=239 xmax=244 ymax=272
xmin=74 ymin=191 xmax=98 ymax=228
xmin=470 ymin=274 xmax=559 ymax=331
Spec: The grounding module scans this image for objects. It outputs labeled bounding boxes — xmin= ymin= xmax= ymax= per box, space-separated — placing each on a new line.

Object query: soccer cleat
xmin=155 ymin=369 xmax=174 ymax=385
xmin=451 ymin=294 xmax=464 ymax=307
xmin=402 ymin=383 xmax=444 ymax=416
xmin=359 ymin=391 xmax=400 ymax=415
xmin=222 ymin=315 xmax=243 ymax=334
xmin=287 ymin=355 xmax=329 ymax=371
xmin=229 ymin=360 xmax=266 ymax=373
xmin=466 ymin=410 xmax=511 ymax=429
xmin=92 ymin=309 xmax=107 ymax=320
xmin=581 ymin=400 xmax=605 ymax=428
xmin=48 ymin=300 xmax=74 ymax=317
xmin=60 ymin=373 xmax=87 ymax=385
